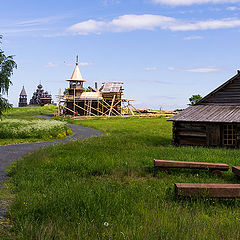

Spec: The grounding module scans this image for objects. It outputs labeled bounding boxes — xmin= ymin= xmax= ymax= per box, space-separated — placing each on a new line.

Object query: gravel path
xmin=0 ymin=115 xmax=103 ymax=217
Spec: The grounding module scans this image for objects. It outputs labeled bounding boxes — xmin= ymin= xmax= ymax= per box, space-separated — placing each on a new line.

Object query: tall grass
xmin=6 ymin=117 xmax=240 ymax=239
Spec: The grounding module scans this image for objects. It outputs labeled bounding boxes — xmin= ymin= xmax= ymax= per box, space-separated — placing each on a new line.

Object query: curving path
xmin=0 ymin=115 xmax=103 ymax=217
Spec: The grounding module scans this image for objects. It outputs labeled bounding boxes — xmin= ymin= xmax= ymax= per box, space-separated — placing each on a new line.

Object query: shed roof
xmin=169 ymin=105 xmax=240 ymax=123
xmin=101 ymin=82 xmax=123 ymax=93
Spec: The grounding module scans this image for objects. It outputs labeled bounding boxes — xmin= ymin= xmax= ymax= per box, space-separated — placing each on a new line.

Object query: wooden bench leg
xmin=210 ymin=169 xmax=222 ymax=178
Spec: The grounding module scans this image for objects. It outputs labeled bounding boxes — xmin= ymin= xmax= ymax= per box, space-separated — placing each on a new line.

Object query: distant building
xmin=169 ymin=70 xmax=240 ymax=148
xmin=18 ymin=86 xmax=27 ymax=107
xmin=29 ymin=84 xmax=52 ymax=106
xmin=63 ymin=57 xmax=123 ymax=116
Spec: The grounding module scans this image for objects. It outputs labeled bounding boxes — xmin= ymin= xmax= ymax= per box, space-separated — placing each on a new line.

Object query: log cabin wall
xmin=173 ymin=121 xmax=240 ymax=148
xmin=173 ymin=122 xmax=207 ymax=146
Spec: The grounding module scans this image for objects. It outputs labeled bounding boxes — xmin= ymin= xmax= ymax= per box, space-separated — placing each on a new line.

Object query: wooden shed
xmin=169 ymin=71 xmax=240 ymax=148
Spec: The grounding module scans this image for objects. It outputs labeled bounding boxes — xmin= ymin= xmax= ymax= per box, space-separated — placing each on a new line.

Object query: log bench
xmin=154 ymin=159 xmax=229 ymax=176
xmin=175 ymin=183 xmax=240 ymax=198
xmin=232 ymin=166 xmax=240 ymax=178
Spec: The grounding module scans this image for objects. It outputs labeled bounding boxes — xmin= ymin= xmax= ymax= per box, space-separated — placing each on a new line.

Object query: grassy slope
xmin=0 ymin=106 xmax=68 ymax=145
xmin=6 ymin=117 xmax=240 ymax=239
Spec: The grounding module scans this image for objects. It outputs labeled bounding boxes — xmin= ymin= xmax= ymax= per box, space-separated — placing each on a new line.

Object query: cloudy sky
xmin=2 ymin=0 xmax=240 ymax=109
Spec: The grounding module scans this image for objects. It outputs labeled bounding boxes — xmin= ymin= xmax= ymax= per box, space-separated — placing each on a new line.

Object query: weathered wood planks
xmin=175 ymin=183 xmax=240 ymax=198
xmin=154 ymin=159 xmax=229 ymax=171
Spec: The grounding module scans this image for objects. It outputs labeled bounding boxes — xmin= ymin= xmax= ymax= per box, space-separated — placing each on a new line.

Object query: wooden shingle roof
xmin=169 ymin=71 xmax=240 ymax=123
xmin=169 ymin=105 xmax=240 ymax=123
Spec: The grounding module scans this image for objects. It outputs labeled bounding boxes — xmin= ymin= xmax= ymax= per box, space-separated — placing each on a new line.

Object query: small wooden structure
xmin=154 ymin=160 xmax=229 ymax=174
xmin=175 ymin=183 xmax=240 ymax=198
xmin=18 ymin=86 xmax=27 ymax=107
xmin=169 ymin=70 xmax=240 ymax=147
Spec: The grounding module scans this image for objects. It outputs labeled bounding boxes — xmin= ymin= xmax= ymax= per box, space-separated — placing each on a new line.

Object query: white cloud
xmin=68 ymin=20 xmax=106 ymax=35
xmin=103 ymin=0 xmax=120 ymax=5
xmin=79 ymin=62 xmax=91 ymax=66
xmin=144 ymin=67 xmax=158 ymax=71
xmin=184 ymin=67 xmax=219 ymax=72
xmin=168 ymin=66 xmax=219 ymax=72
xmin=184 ymin=35 xmax=204 ymax=40
xmin=169 ymin=18 xmax=240 ymax=31
xmin=227 ymin=6 xmax=239 ymax=10
xmin=152 ymin=0 xmax=240 ymax=6
xmin=67 ymin=14 xmax=240 ymax=34
xmin=45 ymin=62 xmax=58 ymax=68
xmin=16 ymin=16 xmax=63 ymax=27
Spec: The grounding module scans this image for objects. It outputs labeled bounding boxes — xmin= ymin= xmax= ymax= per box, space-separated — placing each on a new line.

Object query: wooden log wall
xmin=173 ymin=122 xmax=207 ymax=146
xmin=172 ymin=121 xmax=240 ymax=148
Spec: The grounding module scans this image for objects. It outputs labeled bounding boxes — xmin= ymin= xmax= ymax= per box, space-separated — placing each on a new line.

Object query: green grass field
xmin=0 ymin=106 xmax=71 ymax=145
xmin=3 ymin=115 xmax=240 ymax=239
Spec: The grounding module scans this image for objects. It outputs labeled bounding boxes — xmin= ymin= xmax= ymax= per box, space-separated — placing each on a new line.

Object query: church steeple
xmin=67 ymin=56 xmax=86 ymax=82
xmin=18 ymin=86 xmax=27 ymax=107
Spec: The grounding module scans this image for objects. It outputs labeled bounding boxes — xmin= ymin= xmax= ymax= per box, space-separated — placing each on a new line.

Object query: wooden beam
xmin=58 ymin=88 xmax=61 ymax=116
xmin=108 ymin=95 xmax=116 ymax=116
xmin=83 ymin=100 xmax=107 ymax=116
xmin=102 ymin=99 xmax=122 ymax=116
xmin=73 ymin=88 xmax=76 ymax=117
xmin=75 ymin=102 xmax=97 ymax=117
xmin=64 ymin=106 xmax=79 ymax=115
xmin=175 ymin=183 xmax=240 ymax=198
xmin=154 ymin=159 xmax=229 ymax=171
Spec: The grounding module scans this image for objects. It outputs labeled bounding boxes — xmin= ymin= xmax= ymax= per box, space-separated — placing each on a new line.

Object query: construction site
xmin=57 ymin=57 xmax=176 ymax=118
xmin=57 ymin=57 xmax=139 ymax=118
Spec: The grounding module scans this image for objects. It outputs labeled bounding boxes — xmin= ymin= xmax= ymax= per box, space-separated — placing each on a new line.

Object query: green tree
xmin=188 ymin=94 xmax=202 ymax=106
xmin=0 ymin=35 xmax=17 ymax=119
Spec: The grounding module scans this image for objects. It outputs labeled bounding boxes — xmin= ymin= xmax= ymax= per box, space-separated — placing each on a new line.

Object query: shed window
xmin=223 ymin=124 xmax=236 ymax=146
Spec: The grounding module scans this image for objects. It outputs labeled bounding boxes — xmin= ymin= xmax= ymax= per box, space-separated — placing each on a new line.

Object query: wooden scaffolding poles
xmin=57 ymin=89 xmax=140 ymax=118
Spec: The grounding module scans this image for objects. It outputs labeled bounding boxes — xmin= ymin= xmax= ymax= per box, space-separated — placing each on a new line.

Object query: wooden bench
xmin=154 ymin=159 xmax=229 ymax=176
xmin=175 ymin=183 xmax=240 ymax=198
xmin=232 ymin=166 xmax=240 ymax=178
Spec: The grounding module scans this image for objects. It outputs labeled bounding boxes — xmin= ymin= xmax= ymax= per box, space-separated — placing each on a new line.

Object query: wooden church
xmin=63 ymin=57 xmax=123 ymax=116
xmin=169 ymin=70 xmax=240 ymax=148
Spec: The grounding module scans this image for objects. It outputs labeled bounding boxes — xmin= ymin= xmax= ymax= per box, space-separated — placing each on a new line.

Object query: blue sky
xmin=2 ymin=0 xmax=240 ymax=110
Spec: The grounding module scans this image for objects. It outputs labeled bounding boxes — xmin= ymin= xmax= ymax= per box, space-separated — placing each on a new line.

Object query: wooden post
xmin=73 ymin=88 xmax=76 ymax=117
xmin=108 ymin=95 xmax=116 ymax=117
xmin=58 ymin=88 xmax=61 ymax=116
